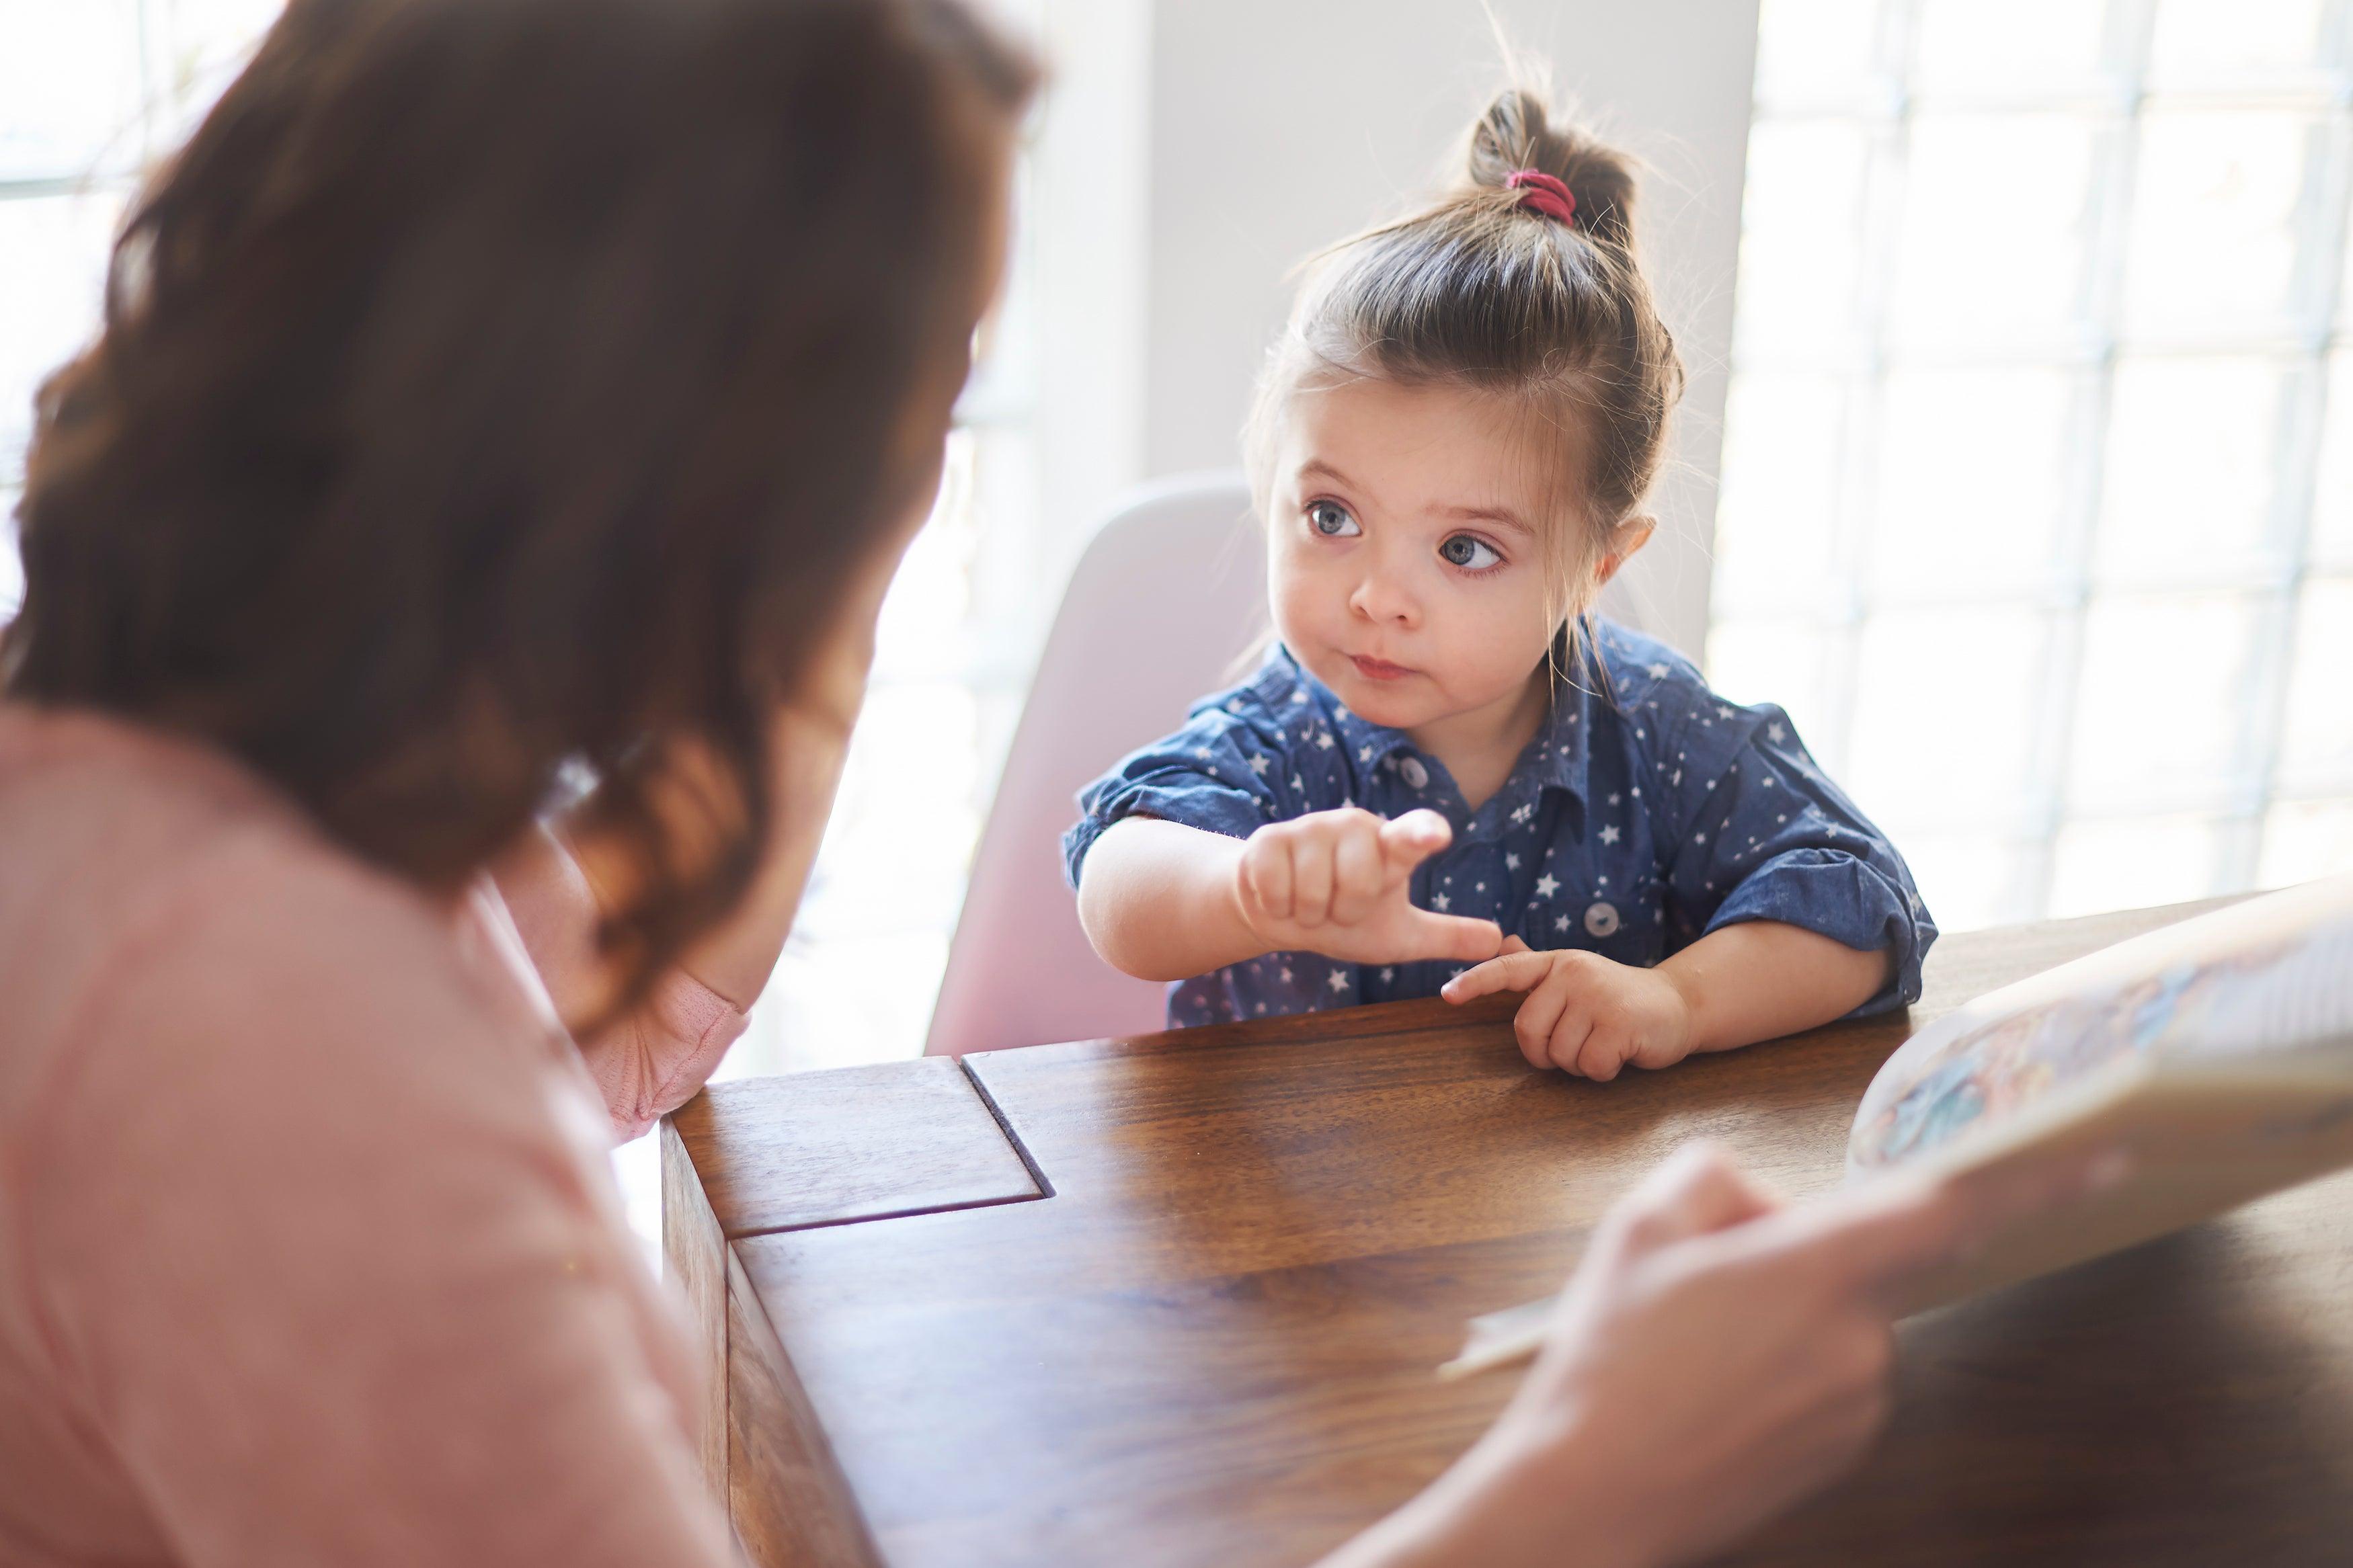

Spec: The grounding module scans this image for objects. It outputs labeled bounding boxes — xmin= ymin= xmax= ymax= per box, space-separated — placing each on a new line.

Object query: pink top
xmin=0 ymin=706 xmax=748 ymax=1565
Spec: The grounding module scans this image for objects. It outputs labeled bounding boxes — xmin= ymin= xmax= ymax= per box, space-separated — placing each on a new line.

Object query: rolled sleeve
xmin=1644 ymin=692 xmax=1936 ymax=1016
xmin=1062 ymin=707 xmax=1303 ymax=889
xmin=1703 ymin=848 xmax=1928 ymax=1015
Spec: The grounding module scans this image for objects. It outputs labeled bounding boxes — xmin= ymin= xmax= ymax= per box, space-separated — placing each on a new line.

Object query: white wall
xmin=1140 ymin=0 xmax=1760 ymax=656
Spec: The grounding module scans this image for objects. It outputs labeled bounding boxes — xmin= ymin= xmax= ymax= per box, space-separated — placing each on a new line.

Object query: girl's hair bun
xmin=1466 ymin=86 xmax=1637 ymax=249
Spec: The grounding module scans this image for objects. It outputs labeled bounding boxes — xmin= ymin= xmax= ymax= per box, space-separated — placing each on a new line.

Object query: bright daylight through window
xmin=1710 ymin=0 xmax=2353 ymax=934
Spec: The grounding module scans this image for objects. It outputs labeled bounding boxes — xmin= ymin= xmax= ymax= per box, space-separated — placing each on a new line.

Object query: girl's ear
xmin=1593 ymin=513 xmax=1657 ymax=588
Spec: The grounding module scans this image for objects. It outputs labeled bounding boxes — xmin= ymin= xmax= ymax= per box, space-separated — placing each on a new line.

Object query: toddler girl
xmin=1063 ymin=86 xmax=1933 ymax=1079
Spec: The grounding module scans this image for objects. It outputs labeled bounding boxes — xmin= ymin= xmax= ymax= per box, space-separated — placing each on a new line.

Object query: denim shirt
xmin=1063 ymin=621 xmax=1936 ymax=1030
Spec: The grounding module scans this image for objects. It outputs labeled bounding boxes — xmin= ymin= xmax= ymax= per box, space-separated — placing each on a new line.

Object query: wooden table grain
xmin=663 ymin=899 xmax=2353 ymax=1567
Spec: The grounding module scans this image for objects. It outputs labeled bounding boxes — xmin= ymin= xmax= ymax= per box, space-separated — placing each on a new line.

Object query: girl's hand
xmin=1234 ymin=807 xmax=1504 ymax=967
xmin=1441 ymin=942 xmax=1695 ymax=1080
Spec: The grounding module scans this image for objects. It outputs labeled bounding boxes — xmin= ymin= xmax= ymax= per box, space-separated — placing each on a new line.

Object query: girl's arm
xmin=1076 ymin=809 xmax=1507 ymax=983
xmin=1659 ymin=919 xmax=1889 ymax=1054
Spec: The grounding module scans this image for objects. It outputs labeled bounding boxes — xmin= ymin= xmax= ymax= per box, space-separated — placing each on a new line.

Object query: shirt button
xmin=1583 ymin=901 xmax=1621 ymax=938
xmin=1398 ymin=756 xmax=1429 ymax=789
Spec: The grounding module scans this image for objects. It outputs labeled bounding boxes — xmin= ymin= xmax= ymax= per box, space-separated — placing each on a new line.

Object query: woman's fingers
xmin=1604 ymin=1143 xmax=1784 ymax=1256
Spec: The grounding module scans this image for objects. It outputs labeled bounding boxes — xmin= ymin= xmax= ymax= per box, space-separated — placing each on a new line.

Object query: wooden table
xmin=663 ymin=900 xmax=2353 ymax=1567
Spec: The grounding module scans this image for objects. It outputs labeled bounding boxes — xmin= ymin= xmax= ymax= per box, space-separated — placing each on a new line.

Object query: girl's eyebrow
xmin=1438 ymin=502 xmax=1534 ymax=537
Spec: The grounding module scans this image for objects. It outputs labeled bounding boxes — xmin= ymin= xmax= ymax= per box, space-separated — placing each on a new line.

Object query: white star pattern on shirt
xmin=1247 ymin=754 xmax=1269 ymax=775
xmin=1194 ymin=746 xmax=1211 ymax=759
xmin=1695 ymin=831 xmax=1707 ymax=843
xmin=1433 ymin=893 xmax=1451 ymax=911
xmin=1609 ymin=792 xmax=1622 ymax=806
xmin=1380 ymin=966 xmax=1394 ymax=983
xmin=1554 ymin=914 xmax=1571 ymax=932
xmin=1328 ymin=969 xmax=1349 ymax=993
xmin=1767 ymin=723 xmax=1786 ymax=742
xmin=1599 ymin=825 xmax=1620 ymax=845
xmin=1534 ymin=873 xmax=1560 ymax=898
xmin=1647 ymin=663 xmax=1669 ymax=678
xmin=1316 ymin=730 xmax=1336 ymax=749
xmin=1292 ymin=775 xmax=1306 ymax=792
xmin=1280 ymin=966 xmax=1293 ymax=982
xmin=1716 ymin=705 xmax=1733 ymax=720
xmin=1359 ymin=743 xmax=1374 ymax=761
xmin=1505 ymin=852 xmax=1521 ymax=870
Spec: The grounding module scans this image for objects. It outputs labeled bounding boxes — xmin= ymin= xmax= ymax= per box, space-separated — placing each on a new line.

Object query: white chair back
xmin=925 ymin=474 xmax=1263 ymax=1056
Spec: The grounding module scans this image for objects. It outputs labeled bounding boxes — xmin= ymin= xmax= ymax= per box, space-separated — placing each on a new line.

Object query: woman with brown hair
xmin=0 ymin=3 xmax=2046 ymax=1564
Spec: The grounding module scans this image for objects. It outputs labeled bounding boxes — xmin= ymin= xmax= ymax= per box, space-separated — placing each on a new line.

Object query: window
xmin=1 ymin=1 xmax=286 ymax=612
xmin=1711 ymin=0 xmax=2353 ymax=932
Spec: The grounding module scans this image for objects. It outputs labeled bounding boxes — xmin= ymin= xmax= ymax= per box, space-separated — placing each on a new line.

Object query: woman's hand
xmin=1440 ymin=942 xmax=1693 ymax=1079
xmin=1233 ymin=807 xmax=1504 ymax=967
xmin=1323 ymin=1143 xmax=2093 ymax=1568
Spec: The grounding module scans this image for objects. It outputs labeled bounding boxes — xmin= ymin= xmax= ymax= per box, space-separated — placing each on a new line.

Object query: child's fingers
xmin=1291 ymin=835 xmax=1334 ymax=928
xmin=1377 ymin=809 xmax=1454 ymax=876
xmin=1244 ymin=838 xmax=1294 ymax=922
xmin=1575 ymin=1026 xmax=1630 ymax=1083
xmin=1402 ymin=911 xmax=1507 ymax=964
xmin=1515 ymin=967 xmax=1588 ymax=1067
xmin=1440 ymin=948 xmax=1555 ymax=1002
xmin=1499 ymin=934 xmax=1532 ymax=956
xmin=1328 ymin=820 xmax=1387 ymax=925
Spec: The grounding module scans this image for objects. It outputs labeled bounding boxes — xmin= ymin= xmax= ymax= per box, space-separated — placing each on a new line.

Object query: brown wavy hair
xmin=2 ymin=0 xmax=1036 ymax=1003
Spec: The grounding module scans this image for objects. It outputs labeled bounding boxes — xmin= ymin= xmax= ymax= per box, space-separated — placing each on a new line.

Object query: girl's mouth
xmin=1350 ymin=654 xmax=1414 ymax=682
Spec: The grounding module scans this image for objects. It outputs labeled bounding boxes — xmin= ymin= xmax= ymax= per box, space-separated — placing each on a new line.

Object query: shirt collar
xmin=1273 ymin=644 xmax=1593 ymax=807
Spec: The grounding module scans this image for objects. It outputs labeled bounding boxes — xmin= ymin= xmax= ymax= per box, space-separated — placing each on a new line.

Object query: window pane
xmin=1888 ymin=114 xmax=2098 ymax=350
xmin=2147 ymin=0 xmax=2327 ymax=90
xmin=150 ymin=0 xmax=285 ymax=149
xmin=1734 ymin=120 xmax=1874 ymax=359
xmin=1911 ymin=0 xmax=2106 ymax=97
xmin=0 ymin=191 xmax=123 ymax=470
xmin=1711 ymin=372 xmax=1846 ymax=615
xmin=1705 ymin=616 xmax=1843 ymax=772
xmin=1 ymin=489 xmax=20 ymax=621
xmin=1753 ymin=0 xmax=1884 ymax=106
xmin=2096 ymin=356 xmax=2286 ymax=584
xmin=2276 ymin=576 xmax=2353 ymax=792
xmin=2067 ymin=591 xmax=2261 ymax=809
xmin=2048 ymin=813 xmax=2225 ymax=917
xmin=1847 ymin=606 xmax=2046 ymax=826
xmin=0 ymin=0 xmax=144 ymax=180
xmin=2259 ymin=798 xmax=2353 ymax=889
xmin=2122 ymin=110 xmax=2317 ymax=337
xmin=1870 ymin=366 xmax=2074 ymax=597
xmin=2308 ymin=351 xmax=2353 ymax=570
xmin=1896 ymin=830 xmax=2034 ymax=932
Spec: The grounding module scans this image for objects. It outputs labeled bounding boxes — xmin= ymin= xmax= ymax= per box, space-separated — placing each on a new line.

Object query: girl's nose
xmin=1347 ymin=564 xmax=1419 ymax=628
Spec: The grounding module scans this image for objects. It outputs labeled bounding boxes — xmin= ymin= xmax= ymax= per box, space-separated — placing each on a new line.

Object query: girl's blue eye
xmin=1440 ymin=534 xmax=1501 ymax=570
xmin=1308 ymin=501 xmax=1361 ymax=538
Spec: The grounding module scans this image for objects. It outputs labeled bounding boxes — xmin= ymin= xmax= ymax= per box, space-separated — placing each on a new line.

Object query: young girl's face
xmin=1265 ymin=377 xmax=1577 ymax=735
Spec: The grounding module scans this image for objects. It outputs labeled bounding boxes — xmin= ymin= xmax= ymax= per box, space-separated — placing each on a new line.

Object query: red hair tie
xmin=1506 ymin=169 xmax=1577 ymax=226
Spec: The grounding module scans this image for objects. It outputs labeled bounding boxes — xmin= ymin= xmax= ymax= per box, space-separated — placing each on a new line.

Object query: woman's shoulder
xmin=0 ymin=704 xmax=543 ymax=1128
